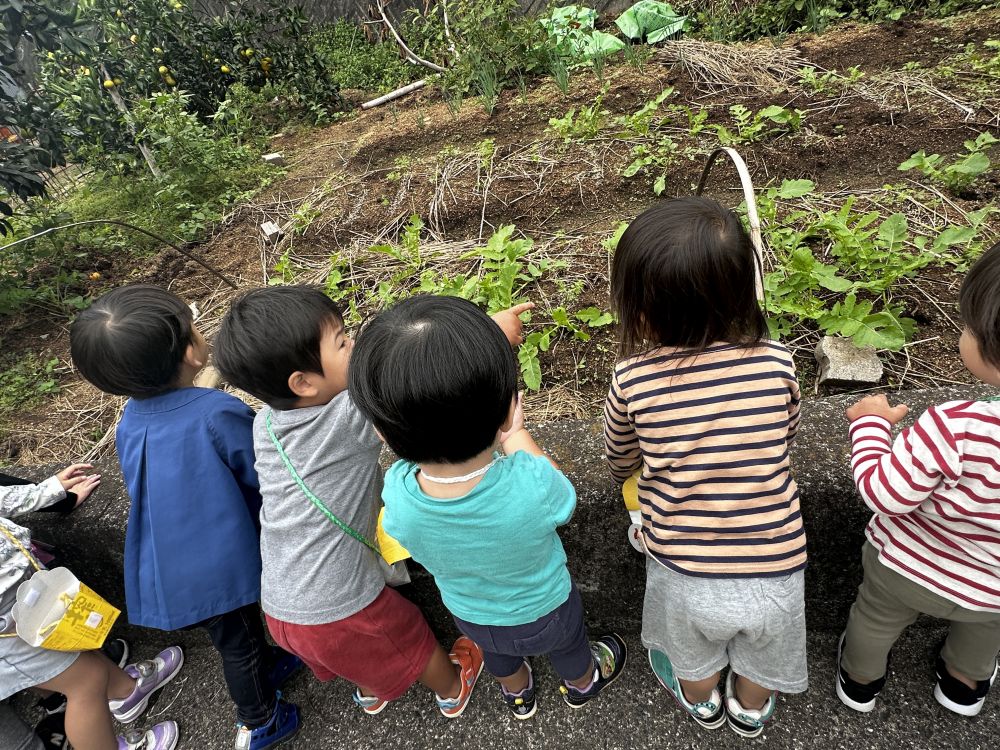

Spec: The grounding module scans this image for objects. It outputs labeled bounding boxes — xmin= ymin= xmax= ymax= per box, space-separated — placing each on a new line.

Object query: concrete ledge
xmin=6 ymin=385 xmax=1000 ymax=748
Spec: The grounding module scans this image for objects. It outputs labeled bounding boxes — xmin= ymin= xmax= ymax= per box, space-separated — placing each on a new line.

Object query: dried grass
xmin=654 ymin=39 xmax=811 ymax=94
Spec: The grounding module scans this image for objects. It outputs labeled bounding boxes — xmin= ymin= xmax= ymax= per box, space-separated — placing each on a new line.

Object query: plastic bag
xmin=615 ymin=0 xmax=688 ymax=44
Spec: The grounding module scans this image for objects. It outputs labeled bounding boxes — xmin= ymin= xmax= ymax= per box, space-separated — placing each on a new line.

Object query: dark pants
xmin=195 ymin=604 xmax=283 ymax=727
xmin=452 ymin=583 xmax=593 ymax=682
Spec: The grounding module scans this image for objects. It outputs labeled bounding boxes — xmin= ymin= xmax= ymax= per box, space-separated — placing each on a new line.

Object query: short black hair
xmin=959 ymin=240 xmax=1000 ymax=368
xmin=610 ymin=196 xmax=767 ymax=356
xmin=214 ymin=285 xmax=344 ymax=409
xmin=348 ymin=295 xmax=517 ymax=463
xmin=70 ymin=284 xmax=193 ymax=399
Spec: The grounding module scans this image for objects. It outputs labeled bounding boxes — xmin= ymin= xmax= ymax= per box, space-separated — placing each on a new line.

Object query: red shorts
xmin=265 ymin=586 xmax=437 ymax=700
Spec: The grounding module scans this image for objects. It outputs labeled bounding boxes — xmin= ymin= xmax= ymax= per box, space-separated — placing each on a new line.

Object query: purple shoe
xmin=117 ymin=720 xmax=180 ymax=750
xmin=110 ymin=646 xmax=185 ymax=724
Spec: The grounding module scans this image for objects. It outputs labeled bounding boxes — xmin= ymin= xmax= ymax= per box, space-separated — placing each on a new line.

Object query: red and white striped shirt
xmin=849 ymin=399 xmax=1000 ymax=612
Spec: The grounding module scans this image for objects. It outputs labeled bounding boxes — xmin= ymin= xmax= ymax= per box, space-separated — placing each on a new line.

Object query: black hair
xmin=348 ymin=295 xmax=517 ymax=464
xmin=959 ymin=240 xmax=1000 ymax=368
xmin=70 ymin=284 xmax=194 ymax=399
xmin=214 ymin=285 xmax=344 ymax=409
xmin=610 ymin=196 xmax=768 ymax=357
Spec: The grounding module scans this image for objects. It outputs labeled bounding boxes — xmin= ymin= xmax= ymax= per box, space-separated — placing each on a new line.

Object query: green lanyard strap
xmin=264 ymin=410 xmax=378 ymax=553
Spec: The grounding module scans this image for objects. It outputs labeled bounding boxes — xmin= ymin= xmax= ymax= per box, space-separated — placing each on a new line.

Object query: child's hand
xmin=491 ymin=302 xmax=535 ymax=347
xmin=846 ymin=394 xmax=909 ymax=426
xmin=57 ymin=464 xmax=102 ymax=506
xmin=499 ymin=392 xmax=525 ymax=444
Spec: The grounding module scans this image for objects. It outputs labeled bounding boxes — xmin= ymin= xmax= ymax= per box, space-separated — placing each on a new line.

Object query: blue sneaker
xmin=234 ymin=699 xmax=299 ymax=750
xmin=267 ymin=651 xmax=303 ymax=691
xmin=648 ymin=649 xmax=725 ymax=730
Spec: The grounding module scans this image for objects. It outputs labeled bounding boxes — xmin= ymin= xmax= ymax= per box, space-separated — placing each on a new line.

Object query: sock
xmin=501 ymin=669 xmax=534 ymax=697
xmin=566 ymin=662 xmax=599 ymax=694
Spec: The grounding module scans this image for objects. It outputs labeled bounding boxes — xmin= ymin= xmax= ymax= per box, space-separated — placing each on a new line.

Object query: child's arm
xmin=0 ymin=464 xmax=100 ymax=518
xmin=206 ymin=397 xmax=261 ymax=501
xmin=500 ymin=394 xmax=558 ymax=469
xmin=604 ymin=372 xmax=641 ymax=484
xmin=847 ymin=394 xmax=954 ymax=516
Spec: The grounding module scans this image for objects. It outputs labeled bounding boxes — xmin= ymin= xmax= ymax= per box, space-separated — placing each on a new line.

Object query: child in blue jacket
xmin=71 ymin=285 xmax=299 ymax=750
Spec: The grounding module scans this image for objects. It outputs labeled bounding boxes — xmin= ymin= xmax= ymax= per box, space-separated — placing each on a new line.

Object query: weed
xmin=0 ymin=354 xmax=60 ymax=420
xmin=713 ymin=104 xmax=804 ymax=146
xmin=547 ymin=92 xmax=609 ymax=142
xmin=898 ymin=132 xmax=997 ymax=195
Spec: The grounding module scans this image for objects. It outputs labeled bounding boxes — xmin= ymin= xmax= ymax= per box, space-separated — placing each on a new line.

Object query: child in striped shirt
xmin=604 ymin=197 xmax=806 ymax=737
xmin=838 ymin=240 xmax=1000 ymax=717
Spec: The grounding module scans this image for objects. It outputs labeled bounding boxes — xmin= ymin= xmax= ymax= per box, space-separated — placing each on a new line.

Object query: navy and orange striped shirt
xmin=604 ymin=341 xmax=805 ymax=578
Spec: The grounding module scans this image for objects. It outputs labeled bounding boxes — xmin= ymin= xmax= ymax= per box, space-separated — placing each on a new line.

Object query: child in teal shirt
xmin=349 ymin=294 xmax=627 ymax=719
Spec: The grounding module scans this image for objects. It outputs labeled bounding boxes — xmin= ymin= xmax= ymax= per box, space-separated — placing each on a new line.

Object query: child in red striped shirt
xmin=838 ymin=240 xmax=1000 ymax=717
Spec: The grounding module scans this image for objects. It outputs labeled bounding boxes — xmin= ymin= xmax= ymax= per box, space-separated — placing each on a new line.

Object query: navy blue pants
xmin=453 ymin=584 xmax=593 ymax=681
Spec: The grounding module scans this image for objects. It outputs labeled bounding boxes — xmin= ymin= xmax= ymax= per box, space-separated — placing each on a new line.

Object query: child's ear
xmin=182 ymin=342 xmax=205 ymax=369
xmin=287 ymin=371 xmax=318 ymax=399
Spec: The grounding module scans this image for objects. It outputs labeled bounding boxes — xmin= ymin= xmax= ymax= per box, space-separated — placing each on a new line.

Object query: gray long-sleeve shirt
xmin=253 ymin=391 xmax=386 ymax=625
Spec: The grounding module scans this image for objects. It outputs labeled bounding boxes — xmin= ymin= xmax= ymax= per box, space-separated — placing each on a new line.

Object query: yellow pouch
xmin=376 ymin=508 xmax=411 ymax=565
xmin=1 ymin=524 xmax=119 ymax=651
xmin=622 ymin=472 xmax=640 ymax=512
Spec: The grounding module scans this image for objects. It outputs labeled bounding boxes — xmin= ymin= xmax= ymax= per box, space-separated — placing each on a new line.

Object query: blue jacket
xmin=116 ymin=387 xmax=262 ymax=630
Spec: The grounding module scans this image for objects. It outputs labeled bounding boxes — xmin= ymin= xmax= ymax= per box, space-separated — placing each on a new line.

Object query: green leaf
xmin=518 ymin=344 xmax=542 ymax=390
xmin=776 ymin=179 xmax=814 ymax=199
xmin=877 ymin=213 xmax=908 ymax=253
xmin=575 ymin=307 xmax=615 ymax=327
xmin=653 ymin=174 xmax=666 ymax=194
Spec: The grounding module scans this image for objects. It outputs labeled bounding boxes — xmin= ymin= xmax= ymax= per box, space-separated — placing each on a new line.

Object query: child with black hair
xmin=837 ymin=240 xmax=1000 ymax=717
xmin=604 ymin=197 xmax=806 ymax=737
xmin=214 ymin=286 xmax=530 ymax=719
xmin=348 ymin=294 xmax=627 ymax=719
xmin=70 ymin=285 xmax=300 ymax=750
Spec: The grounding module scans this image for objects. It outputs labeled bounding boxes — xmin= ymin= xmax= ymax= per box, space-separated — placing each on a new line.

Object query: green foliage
xmin=309 ymin=20 xmax=417 ymax=93
xmin=0 ymin=353 xmax=60 ymax=420
xmin=38 ymin=0 xmax=342 ymax=169
xmin=547 ymin=93 xmax=609 ymax=142
xmin=756 ymin=179 xmax=996 ymax=349
xmin=898 ymin=132 xmax=997 ymax=195
xmin=713 ymin=104 xmax=804 ymax=146
xmin=797 ymin=65 xmax=864 ymax=94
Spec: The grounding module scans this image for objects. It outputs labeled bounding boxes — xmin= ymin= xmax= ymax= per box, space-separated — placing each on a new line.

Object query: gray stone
xmin=815 ymin=335 xmax=884 ymax=387
xmin=262 ymin=152 xmax=286 ymax=167
xmin=260 ymin=220 xmax=284 ymax=241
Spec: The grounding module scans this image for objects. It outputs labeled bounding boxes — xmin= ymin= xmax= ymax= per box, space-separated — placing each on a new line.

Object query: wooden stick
xmin=376 ymin=1 xmax=447 ymax=72
xmin=100 ymin=65 xmax=162 ymax=179
xmin=361 ymin=79 xmax=429 ymax=109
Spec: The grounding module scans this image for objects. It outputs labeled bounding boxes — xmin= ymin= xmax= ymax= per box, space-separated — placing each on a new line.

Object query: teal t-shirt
xmin=382 ymin=450 xmax=576 ymax=627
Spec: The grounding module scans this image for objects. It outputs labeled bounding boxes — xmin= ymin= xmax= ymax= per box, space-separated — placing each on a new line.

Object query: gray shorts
xmin=0 ymin=603 xmax=79 ymax=701
xmin=641 ymin=557 xmax=808 ymax=693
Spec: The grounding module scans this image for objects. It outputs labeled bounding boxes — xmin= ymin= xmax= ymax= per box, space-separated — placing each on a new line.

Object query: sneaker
xmin=560 ymin=633 xmax=628 ymax=709
xmin=110 ymin=646 xmax=185 ymax=724
xmin=499 ymin=661 xmax=537 ymax=720
xmin=267 ymin=651 xmax=303 ymax=691
xmin=835 ymin=633 xmax=885 ymax=713
xmin=34 ymin=713 xmax=69 ymax=750
xmin=352 ymin=688 xmax=389 ymax=715
xmin=104 ymin=638 xmax=132 ymax=669
xmin=648 ymin=649 xmax=725 ymax=729
xmin=117 ymin=720 xmax=180 ymax=750
xmin=436 ymin=636 xmax=485 ymax=718
xmin=234 ymin=699 xmax=300 ymax=750
xmin=934 ymin=654 xmax=998 ymax=717
xmin=724 ymin=669 xmax=775 ymax=738
xmin=36 ymin=692 xmax=68 ymax=716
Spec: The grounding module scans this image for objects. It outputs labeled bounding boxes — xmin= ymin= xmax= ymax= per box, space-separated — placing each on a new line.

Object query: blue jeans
xmin=452 ymin=583 xmax=593 ymax=681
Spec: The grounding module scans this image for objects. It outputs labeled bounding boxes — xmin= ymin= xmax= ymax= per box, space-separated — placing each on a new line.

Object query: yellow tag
xmin=622 ymin=471 xmax=641 ymax=511
xmin=377 ymin=508 xmax=411 ymax=565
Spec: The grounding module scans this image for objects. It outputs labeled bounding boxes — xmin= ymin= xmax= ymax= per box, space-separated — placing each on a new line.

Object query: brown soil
xmin=3 ymin=9 xmax=999 ymax=464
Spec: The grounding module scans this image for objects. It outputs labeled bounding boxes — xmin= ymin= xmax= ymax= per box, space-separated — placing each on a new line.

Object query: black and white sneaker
xmin=103 ymin=638 xmax=131 ymax=669
xmin=835 ymin=633 xmax=886 ymax=713
xmin=500 ymin=661 xmax=537 ymax=719
xmin=934 ymin=655 xmax=998 ymax=717
xmin=560 ymin=633 xmax=628 ymax=708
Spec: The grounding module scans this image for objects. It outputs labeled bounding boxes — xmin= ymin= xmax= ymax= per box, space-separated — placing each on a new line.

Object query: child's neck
xmin=417 ymin=445 xmax=498 ymax=499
